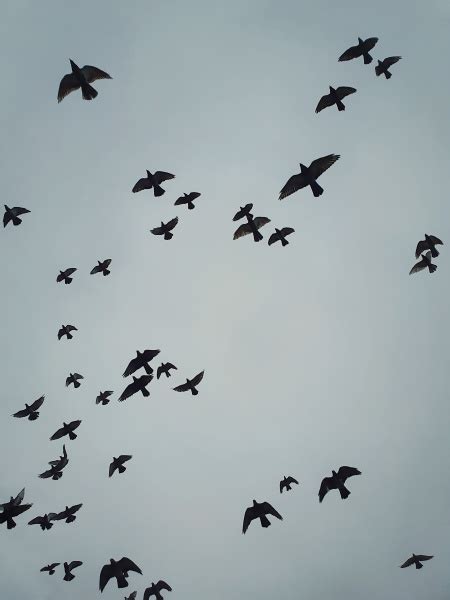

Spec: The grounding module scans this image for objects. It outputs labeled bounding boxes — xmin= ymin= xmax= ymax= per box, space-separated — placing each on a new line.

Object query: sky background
xmin=1 ymin=0 xmax=450 ymax=598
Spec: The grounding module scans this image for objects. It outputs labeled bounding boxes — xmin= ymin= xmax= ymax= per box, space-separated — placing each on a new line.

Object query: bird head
xmin=146 ymin=170 xmax=152 ymax=177
xmin=299 ymin=163 xmax=307 ymax=172
xmin=136 ymin=350 xmax=142 ymax=357
xmin=252 ymin=499 xmax=257 ymax=506
xmin=4 ymin=205 xmax=10 ymax=211
xmin=329 ymin=86 xmax=335 ymax=92
xmin=132 ymin=376 xmax=138 ymax=383
xmin=69 ymin=59 xmax=77 ymax=70
xmin=358 ymin=37 xmax=363 ymax=43
xmin=332 ymin=470 xmax=337 ymax=477
xmin=412 ymin=553 xmax=416 ymax=557
xmin=63 ymin=422 xmax=68 ymax=427
xmin=25 ymin=403 xmax=29 ymax=409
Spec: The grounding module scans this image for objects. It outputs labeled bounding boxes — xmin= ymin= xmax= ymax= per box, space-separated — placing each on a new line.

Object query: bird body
xmin=58 ymin=324 xmax=78 ymax=340
xmin=118 ymin=374 xmax=153 ymax=401
xmin=96 ymin=390 xmax=113 ymax=405
xmin=400 ymin=553 xmax=433 ymax=569
xmin=109 ymin=455 xmax=132 ymax=477
xmin=151 ymin=217 xmax=179 ymax=240
xmin=58 ymin=59 xmax=112 ymax=102
xmin=63 ymin=561 xmax=83 ymax=581
xmin=123 ymin=349 xmax=160 ymax=377
xmin=66 ymin=372 xmax=84 ymax=388
xmin=280 ymin=475 xmax=299 ymax=493
xmin=339 ymin=37 xmax=378 ymax=64
xmin=50 ymin=420 xmax=82 ymax=441
xmin=3 ymin=205 xmax=30 ymax=227
xmin=91 ymin=259 xmax=112 ymax=276
xmin=41 ymin=563 xmax=60 ymax=575
xmin=268 ymin=227 xmax=295 ymax=247
xmin=409 ymin=251 xmax=437 ymax=275
xmin=28 ymin=513 xmax=57 ymax=530
xmin=415 ymin=234 xmax=443 ymax=259
xmin=316 ymin=86 xmax=356 ymax=113
xmin=233 ymin=215 xmax=270 ymax=242
xmin=175 ymin=192 xmax=201 ymax=210
xmin=233 ymin=203 xmax=254 ymax=221
xmin=279 ymin=154 xmax=340 ymax=199
xmin=375 ymin=56 xmax=402 ymax=79
xmin=318 ymin=466 xmax=361 ymax=502
xmin=13 ymin=395 xmax=45 ymax=421
xmin=57 ymin=268 xmax=77 ymax=284
xmin=157 ymin=362 xmax=177 ymax=379
xmin=143 ymin=580 xmax=173 ymax=600
xmin=132 ymin=170 xmax=175 ymax=196
xmin=54 ymin=503 xmax=82 ymax=523
xmin=99 ymin=557 xmax=142 ymax=592
xmin=242 ymin=499 xmax=283 ymax=533
xmin=173 ymin=370 xmax=204 ymax=395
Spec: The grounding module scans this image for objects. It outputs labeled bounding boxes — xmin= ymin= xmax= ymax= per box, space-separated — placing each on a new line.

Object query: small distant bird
xmin=400 ymin=554 xmax=433 ymax=570
xmin=409 ymin=251 xmax=437 ymax=275
xmin=123 ymin=349 xmax=160 ymax=377
xmin=316 ymin=86 xmax=356 ymax=113
xmin=125 ymin=593 xmax=137 ymax=600
xmin=96 ymin=390 xmax=113 ymax=405
xmin=54 ymin=503 xmax=83 ymax=524
xmin=118 ymin=375 xmax=153 ymax=402
xmin=63 ymin=561 xmax=83 ymax=581
xmin=66 ymin=372 xmax=84 ymax=388
xmin=280 ymin=476 xmax=299 ymax=493
xmin=242 ymin=499 xmax=283 ymax=534
xmin=3 ymin=205 xmax=30 ymax=227
xmin=58 ymin=324 xmax=78 ymax=340
xmin=279 ymin=154 xmax=340 ymax=199
xmin=268 ymin=227 xmax=295 ymax=247
xmin=339 ymin=37 xmax=379 ymax=64
xmin=109 ymin=455 xmax=132 ymax=477
xmin=318 ymin=466 xmax=361 ymax=502
xmin=375 ymin=56 xmax=402 ymax=79
xmin=132 ymin=170 xmax=175 ymax=196
xmin=143 ymin=580 xmax=173 ymax=600
xmin=50 ymin=420 xmax=82 ymax=441
xmin=57 ymin=268 xmax=77 ymax=284
xmin=39 ymin=445 xmax=68 ymax=480
xmin=99 ymin=557 xmax=142 ymax=592
xmin=175 ymin=192 xmax=201 ymax=210
xmin=415 ymin=234 xmax=443 ymax=259
xmin=0 ymin=489 xmax=31 ymax=529
xmin=90 ymin=259 xmax=112 ymax=276
xmin=28 ymin=513 xmax=57 ymax=531
xmin=233 ymin=204 xmax=254 ymax=221
xmin=41 ymin=563 xmax=60 ymax=575
xmin=0 ymin=488 xmax=25 ymax=509
xmin=173 ymin=370 xmax=205 ymax=395
xmin=13 ymin=395 xmax=45 ymax=421
xmin=157 ymin=362 xmax=177 ymax=379
xmin=233 ymin=215 xmax=271 ymax=242
xmin=58 ymin=59 xmax=112 ymax=102
xmin=151 ymin=217 xmax=179 ymax=240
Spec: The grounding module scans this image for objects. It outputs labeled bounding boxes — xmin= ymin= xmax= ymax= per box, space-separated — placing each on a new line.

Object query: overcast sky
xmin=1 ymin=1 xmax=450 ymax=599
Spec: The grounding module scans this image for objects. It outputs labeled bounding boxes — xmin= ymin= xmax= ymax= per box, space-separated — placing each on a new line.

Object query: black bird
xmin=339 ymin=37 xmax=379 ymax=64
xmin=54 ymin=503 xmax=83 ymax=524
xmin=375 ymin=56 xmax=402 ymax=79
xmin=96 ymin=390 xmax=113 ymax=405
xmin=63 ymin=561 xmax=83 ymax=581
xmin=279 ymin=154 xmax=340 ymax=199
xmin=50 ymin=420 xmax=82 ymax=441
xmin=132 ymin=170 xmax=175 ymax=196
xmin=316 ymin=86 xmax=356 ymax=113
xmin=57 ymin=268 xmax=77 ymax=284
xmin=39 ymin=445 xmax=68 ymax=480
xmin=28 ymin=513 xmax=57 ymax=531
xmin=58 ymin=324 xmax=78 ymax=340
xmin=242 ymin=500 xmax=283 ymax=534
xmin=175 ymin=192 xmax=201 ymax=210
xmin=409 ymin=251 xmax=437 ymax=275
xmin=0 ymin=488 xmax=25 ymax=509
xmin=268 ymin=227 xmax=295 ymax=247
xmin=157 ymin=362 xmax=177 ymax=379
xmin=233 ymin=204 xmax=254 ymax=221
xmin=66 ymin=373 xmax=83 ymax=388
xmin=415 ymin=234 xmax=443 ymax=259
xmin=173 ymin=370 xmax=205 ymax=395
xmin=280 ymin=476 xmax=299 ymax=493
xmin=123 ymin=349 xmax=160 ymax=377
xmin=233 ymin=215 xmax=271 ymax=242
xmin=318 ymin=466 xmax=361 ymax=502
xmin=13 ymin=395 xmax=45 ymax=421
xmin=99 ymin=557 xmax=142 ymax=592
xmin=109 ymin=455 xmax=132 ymax=477
xmin=143 ymin=580 xmax=173 ymax=600
xmin=151 ymin=217 xmax=179 ymax=240
xmin=58 ymin=59 xmax=112 ymax=102
xmin=41 ymin=563 xmax=60 ymax=575
xmin=118 ymin=375 xmax=153 ymax=402
xmin=400 ymin=554 xmax=433 ymax=570
xmin=91 ymin=259 xmax=112 ymax=276
xmin=3 ymin=205 xmax=30 ymax=227
xmin=0 ymin=489 xmax=31 ymax=529
xmin=125 ymin=593 xmax=137 ymax=600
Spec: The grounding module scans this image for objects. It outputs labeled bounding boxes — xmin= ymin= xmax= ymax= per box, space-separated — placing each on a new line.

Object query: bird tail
xmin=375 ymin=65 xmax=382 ymax=76
xmin=252 ymin=229 xmax=263 ymax=242
xmin=65 ymin=277 xmax=72 ymax=284
xmin=153 ymin=184 xmax=165 ymax=197
xmin=143 ymin=363 xmax=153 ymax=375
xmin=336 ymin=99 xmax=345 ymax=111
xmin=49 ymin=569 xmax=55 ymax=575
xmin=384 ymin=71 xmax=392 ymax=79
xmin=68 ymin=431 xmax=77 ymax=441
xmin=6 ymin=517 xmax=16 ymax=529
xmin=164 ymin=231 xmax=173 ymax=240
xmin=12 ymin=216 xmax=22 ymax=226
xmin=281 ymin=238 xmax=289 ymax=247
xmin=191 ymin=388 xmax=199 ymax=396
xmin=431 ymin=246 xmax=439 ymax=258
xmin=310 ymin=181 xmax=324 ymax=197
xmin=64 ymin=573 xmax=75 ymax=581
xmin=363 ymin=52 xmax=373 ymax=64
xmin=339 ymin=484 xmax=350 ymax=499
xmin=428 ymin=264 xmax=437 ymax=273
xmin=286 ymin=483 xmax=291 ymax=490
xmin=118 ymin=465 xmax=126 ymax=473
xmin=141 ymin=387 xmax=150 ymax=397
xmin=52 ymin=472 xmax=63 ymax=480
xmin=260 ymin=515 xmax=271 ymax=528
xmin=117 ymin=574 xmax=128 ymax=588
xmin=74 ymin=381 xmax=81 ymax=388
xmin=66 ymin=515 xmax=76 ymax=523
xmin=187 ymin=201 xmax=195 ymax=209
xmin=29 ymin=412 xmax=39 ymax=421
xmin=415 ymin=562 xmax=423 ymax=569
xmin=67 ymin=333 xmax=73 ymax=339
xmin=45 ymin=522 xmax=54 ymax=530
xmin=81 ymin=83 xmax=98 ymax=100
xmin=103 ymin=269 xmax=110 ymax=276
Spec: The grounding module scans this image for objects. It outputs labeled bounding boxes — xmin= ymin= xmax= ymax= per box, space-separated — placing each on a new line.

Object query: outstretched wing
xmin=165 ymin=217 xmax=179 ymax=231
xmin=253 ymin=217 xmax=270 ymax=231
xmin=190 ymin=370 xmax=204 ymax=387
xmin=99 ymin=564 xmax=113 ymax=592
xmin=415 ymin=240 xmax=428 ymax=258
xmin=279 ymin=173 xmax=308 ymax=200
xmin=12 ymin=207 xmax=30 ymax=216
xmin=157 ymin=580 xmax=172 ymax=592
xmin=280 ymin=227 xmax=295 ymax=237
xmin=109 ymin=460 xmax=117 ymax=477
xmin=415 ymin=554 xmax=433 ymax=561
xmin=123 ymin=357 xmax=141 ymax=377
xmin=118 ymin=557 xmax=142 ymax=575
xmin=318 ymin=476 xmax=336 ymax=502
xmin=428 ymin=235 xmax=443 ymax=245
xmin=315 ymin=93 xmax=334 ymax=113
xmin=153 ymin=171 xmax=175 ymax=185
xmin=68 ymin=503 xmax=82 ymax=515
xmin=364 ymin=37 xmax=379 ymax=51
xmin=39 ymin=467 xmax=55 ymax=479
xmin=28 ymin=516 xmax=44 ymax=526
xmin=337 ymin=466 xmax=361 ymax=482
xmin=119 ymin=455 xmax=133 ymax=464
xmin=58 ymin=73 xmax=80 ymax=102
xmin=118 ymin=380 xmax=139 ymax=402
xmin=308 ymin=154 xmax=340 ymax=179
xmin=383 ymin=56 xmax=402 ymax=68
xmin=13 ymin=407 xmax=29 ymax=418
xmin=50 ymin=426 xmax=65 ymax=440
xmin=286 ymin=476 xmax=299 ymax=485
xmin=90 ymin=264 xmax=103 ymax=275
xmin=132 ymin=177 xmax=151 ymax=193
xmin=68 ymin=560 xmax=83 ymax=571
xmin=29 ymin=395 xmax=45 ymax=411
xmin=400 ymin=556 xmax=416 ymax=568
xmin=336 ymin=86 xmax=356 ymax=100
xmin=233 ymin=204 xmax=253 ymax=221
xmin=173 ymin=381 xmax=190 ymax=392
xmin=338 ymin=43 xmax=360 ymax=61
xmin=81 ymin=65 xmax=112 ymax=83
xmin=242 ymin=506 xmax=256 ymax=534
xmin=260 ymin=502 xmax=283 ymax=520
xmin=233 ymin=223 xmax=252 ymax=239
xmin=151 ymin=225 xmax=165 ymax=236
xmin=141 ymin=349 xmax=160 ymax=363
xmin=409 ymin=258 xmax=426 ymax=275
xmin=69 ymin=420 xmax=81 ymax=431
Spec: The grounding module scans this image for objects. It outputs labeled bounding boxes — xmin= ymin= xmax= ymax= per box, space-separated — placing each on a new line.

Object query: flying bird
xmin=0 ymin=488 xmax=25 ymax=509
xmin=143 ymin=580 xmax=173 ymax=600
xmin=118 ymin=375 xmax=153 ymax=402
xmin=109 ymin=455 xmax=133 ymax=477
xmin=280 ymin=476 xmax=299 ymax=493
xmin=12 ymin=395 xmax=45 ymax=421
xmin=242 ymin=500 xmax=283 ymax=534
xmin=96 ymin=390 xmax=113 ymax=405
xmin=99 ymin=557 xmax=142 ymax=592
xmin=125 ymin=593 xmax=137 ymax=600
xmin=132 ymin=170 xmax=175 ymax=196
xmin=28 ymin=513 xmax=57 ymax=531
xmin=63 ymin=561 xmax=83 ymax=581
xmin=3 ymin=205 xmax=30 ymax=227
xmin=41 ymin=563 xmax=60 ymax=575
xmin=58 ymin=59 xmax=112 ymax=102
xmin=57 ymin=268 xmax=77 ymax=284
xmin=339 ymin=37 xmax=378 ymax=64
xmin=0 ymin=489 xmax=31 ymax=529
xmin=90 ymin=259 xmax=112 ymax=276
xmin=175 ymin=192 xmax=201 ymax=210
xmin=279 ymin=154 xmax=340 ymax=199
xmin=157 ymin=362 xmax=177 ymax=379
xmin=233 ymin=215 xmax=271 ymax=242
xmin=268 ymin=227 xmax=295 ymax=247
xmin=415 ymin=234 xmax=443 ymax=259
xmin=54 ymin=504 xmax=83 ymax=524
xmin=233 ymin=203 xmax=253 ymax=221
xmin=50 ymin=420 xmax=81 ymax=441
xmin=39 ymin=445 xmax=68 ymax=480
xmin=318 ymin=466 xmax=361 ymax=502
xmin=150 ymin=217 xmax=179 ymax=240
xmin=66 ymin=372 xmax=84 ymax=388
xmin=316 ymin=86 xmax=356 ymax=113
xmin=58 ymin=324 xmax=78 ymax=340
xmin=123 ymin=349 xmax=160 ymax=377
xmin=400 ymin=554 xmax=433 ymax=570
xmin=375 ymin=56 xmax=402 ymax=79
xmin=409 ymin=251 xmax=437 ymax=275
xmin=173 ymin=370 xmax=204 ymax=395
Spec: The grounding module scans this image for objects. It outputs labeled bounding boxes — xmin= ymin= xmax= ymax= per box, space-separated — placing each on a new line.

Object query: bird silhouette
xmin=96 ymin=390 xmax=114 ymax=405
xmin=279 ymin=154 xmax=340 ymax=199
xmin=118 ymin=375 xmax=153 ymax=402
xmin=415 ymin=234 xmax=443 ymax=259
xmin=58 ymin=59 xmax=111 ymax=102
xmin=318 ymin=466 xmax=361 ymax=502
xmin=40 ymin=563 xmax=60 ymax=575
xmin=50 ymin=420 xmax=82 ymax=441
xmin=58 ymin=325 xmax=78 ymax=340
xmin=39 ymin=445 xmax=68 ymax=480
xmin=109 ymin=455 xmax=133 ymax=477
xmin=279 ymin=475 xmax=299 ymax=493
xmin=157 ymin=362 xmax=177 ymax=379
xmin=0 ymin=489 xmax=31 ymax=529
xmin=242 ymin=499 xmax=283 ymax=533
xmin=375 ymin=56 xmax=402 ymax=79
xmin=132 ymin=170 xmax=175 ymax=196
xmin=339 ymin=37 xmax=378 ymax=64
xmin=268 ymin=227 xmax=295 ymax=247
xmin=143 ymin=580 xmax=173 ymax=600
xmin=316 ymin=86 xmax=356 ymax=113
xmin=99 ymin=557 xmax=142 ymax=592
xmin=57 ymin=268 xmax=77 ymax=284
xmin=409 ymin=251 xmax=437 ymax=275
xmin=90 ymin=259 xmax=112 ymax=276
xmin=400 ymin=554 xmax=433 ymax=569
xmin=173 ymin=370 xmax=205 ymax=395
xmin=54 ymin=504 xmax=82 ymax=524
xmin=233 ymin=203 xmax=253 ymax=221
xmin=233 ymin=215 xmax=270 ymax=242
xmin=28 ymin=513 xmax=57 ymax=531
xmin=151 ymin=217 xmax=179 ymax=240
xmin=12 ymin=395 xmax=45 ymax=421
xmin=3 ymin=205 xmax=30 ymax=227
xmin=66 ymin=373 xmax=84 ymax=388
xmin=63 ymin=561 xmax=83 ymax=581
xmin=175 ymin=192 xmax=201 ymax=210
xmin=123 ymin=350 xmax=160 ymax=377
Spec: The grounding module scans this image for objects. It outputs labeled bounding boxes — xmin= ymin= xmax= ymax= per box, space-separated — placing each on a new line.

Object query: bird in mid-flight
xmin=123 ymin=349 xmax=160 ymax=377
xmin=118 ymin=375 xmax=153 ymax=401
xmin=58 ymin=324 xmax=78 ymax=340
xmin=233 ymin=203 xmax=253 ymax=221
xmin=109 ymin=455 xmax=133 ymax=477
xmin=318 ymin=466 xmax=361 ymax=502
xmin=54 ymin=503 xmax=83 ymax=524
xmin=316 ymin=86 xmax=356 ymax=113
xmin=50 ymin=420 xmax=82 ymax=441
xmin=0 ymin=489 xmax=32 ymax=529
xmin=268 ymin=227 xmax=295 ymax=247
xmin=173 ymin=370 xmax=205 ymax=395
xmin=0 ymin=488 xmax=25 ymax=509
xmin=66 ymin=372 xmax=84 ymax=388
xmin=233 ymin=215 xmax=271 ymax=242
xmin=175 ymin=192 xmax=201 ymax=210
xmin=132 ymin=170 xmax=175 ymax=196
xmin=280 ymin=475 xmax=299 ymax=493
xmin=242 ymin=499 xmax=283 ymax=534
xmin=28 ymin=513 xmax=57 ymax=531
xmin=96 ymin=390 xmax=113 ymax=405
xmin=400 ymin=554 xmax=433 ymax=570
xmin=279 ymin=154 xmax=340 ymax=199
xmin=157 ymin=362 xmax=177 ymax=379
xmin=90 ymin=259 xmax=112 ymax=276
xmin=63 ymin=561 xmax=83 ymax=581
xmin=415 ymin=234 xmax=443 ymax=259
xmin=99 ymin=557 xmax=142 ymax=592
xmin=375 ymin=56 xmax=402 ymax=79
xmin=57 ymin=268 xmax=77 ymax=284
xmin=12 ymin=395 xmax=45 ymax=421
xmin=40 ymin=563 xmax=60 ymax=575
xmin=3 ymin=205 xmax=30 ymax=227
xmin=58 ymin=59 xmax=112 ymax=102
xmin=409 ymin=251 xmax=437 ymax=275
xmin=339 ymin=37 xmax=378 ymax=64
xmin=125 ymin=593 xmax=137 ymax=600
xmin=143 ymin=580 xmax=173 ymax=600
xmin=39 ymin=444 xmax=68 ymax=480
xmin=151 ymin=217 xmax=179 ymax=240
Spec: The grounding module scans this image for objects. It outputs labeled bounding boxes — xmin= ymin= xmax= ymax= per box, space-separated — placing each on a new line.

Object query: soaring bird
xmin=375 ymin=56 xmax=402 ymax=79
xmin=0 ymin=489 xmax=31 ymax=529
xmin=96 ymin=390 xmax=113 ymax=405
xmin=12 ymin=395 xmax=45 ymax=421
xmin=41 ymin=563 xmax=60 ymax=575
xmin=57 ymin=268 xmax=77 ymax=284
xmin=54 ymin=504 xmax=83 ymax=524
xmin=280 ymin=476 xmax=299 ymax=493
xmin=39 ymin=445 xmax=68 ymax=480
xmin=63 ymin=561 xmax=83 ymax=581
xmin=175 ymin=192 xmax=201 ymax=210
xmin=339 ymin=37 xmax=378 ymax=64
xmin=150 ymin=217 xmax=179 ymax=240
xmin=0 ymin=488 xmax=25 ymax=509
xmin=318 ymin=466 xmax=361 ymax=502
xmin=50 ymin=420 xmax=82 ymax=441
xmin=90 ymin=259 xmax=112 ymax=276
xmin=123 ymin=349 xmax=160 ymax=377
xmin=118 ymin=375 xmax=153 ymax=402
xmin=409 ymin=251 xmax=437 ymax=275
xmin=157 ymin=362 xmax=177 ymax=379
xmin=242 ymin=500 xmax=283 ymax=534
xmin=109 ymin=455 xmax=133 ymax=477
xmin=233 ymin=203 xmax=253 ymax=221
xmin=173 ymin=370 xmax=205 ymax=395
xmin=125 ymin=593 xmax=137 ymax=600
xmin=233 ymin=215 xmax=271 ymax=242
xmin=268 ymin=227 xmax=295 ymax=247
xmin=400 ymin=554 xmax=433 ymax=570
xmin=279 ymin=154 xmax=340 ymax=199
xmin=132 ymin=170 xmax=175 ymax=196
xmin=316 ymin=86 xmax=356 ymax=113
xmin=66 ymin=373 xmax=84 ymax=388
xmin=415 ymin=234 xmax=443 ymax=259
xmin=28 ymin=513 xmax=57 ymax=531
xmin=99 ymin=557 xmax=142 ymax=592
xmin=58 ymin=59 xmax=112 ymax=102
xmin=143 ymin=580 xmax=173 ymax=600
xmin=3 ymin=205 xmax=30 ymax=227
xmin=58 ymin=324 xmax=78 ymax=340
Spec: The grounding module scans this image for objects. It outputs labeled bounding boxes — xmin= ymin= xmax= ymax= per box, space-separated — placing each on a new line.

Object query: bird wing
xmin=53 ymin=508 xmax=68 ymax=520
xmin=65 ymin=268 xmax=77 ymax=276
xmin=123 ymin=357 xmax=141 ymax=377
xmin=68 ymin=503 xmax=82 ymax=515
xmin=73 ymin=373 xmax=83 ymax=380
xmin=242 ymin=506 xmax=256 ymax=533
xmin=57 ymin=328 xmax=64 ymax=340
xmin=153 ymin=171 xmax=175 ymax=185
xmin=315 ymin=93 xmax=334 ymax=113
xmin=156 ymin=365 xmax=164 ymax=379
xmin=166 ymin=217 xmax=179 ymax=231
xmin=99 ymin=564 xmax=113 ymax=591
xmin=233 ymin=204 xmax=253 ymax=221
xmin=69 ymin=420 xmax=81 ymax=431
xmin=186 ymin=192 xmax=201 ymax=201
xmin=118 ymin=557 xmax=142 ymax=575
xmin=400 ymin=556 xmax=416 ymax=568
xmin=109 ymin=460 xmax=117 ymax=477
xmin=12 ymin=408 xmax=29 ymax=418
xmin=166 ymin=362 xmax=177 ymax=371
xmin=260 ymin=502 xmax=283 ymax=520
xmin=173 ymin=380 xmax=190 ymax=392
xmin=364 ymin=37 xmax=379 ymax=51
xmin=132 ymin=177 xmax=152 ymax=193
xmin=29 ymin=395 xmax=45 ymax=411
xmin=415 ymin=240 xmax=428 ymax=258
xmin=142 ymin=349 xmax=160 ymax=362
xmin=336 ymin=86 xmax=357 ymax=99
xmin=233 ymin=223 xmax=253 ymax=239
xmin=143 ymin=588 xmax=153 ymax=600
xmin=318 ymin=476 xmax=336 ymax=502
xmin=127 ymin=593 xmax=138 ymax=600
xmin=308 ymin=154 xmax=340 ymax=179
xmin=81 ymin=65 xmax=112 ymax=83
xmin=39 ymin=467 xmax=55 ymax=479
xmin=14 ymin=488 xmax=25 ymax=505
xmin=157 ymin=580 xmax=172 ymax=592
xmin=28 ymin=516 xmax=44 ymax=525
xmin=280 ymin=227 xmax=295 ymax=237
xmin=253 ymin=217 xmax=271 ymax=231
xmin=337 ymin=466 xmax=361 ymax=482
xmin=382 ymin=56 xmax=402 ymax=68
xmin=68 ymin=561 xmax=83 ymax=570
xmin=415 ymin=554 xmax=433 ymax=561
xmin=287 ymin=476 xmax=299 ymax=485
xmin=58 ymin=73 xmax=80 ymax=102
xmin=174 ymin=195 xmax=187 ymax=205
xmin=409 ymin=257 xmax=426 ymax=275
xmin=428 ymin=235 xmax=443 ymax=245
xmin=190 ymin=370 xmax=205 ymax=386
xmin=47 ymin=512 xmax=58 ymax=521
xmin=90 ymin=264 xmax=102 ymax=275
xmin=279 ymin=173 xmax=309 ymax=200
xmin=119 ymin=455 xmax=133 ymax=464
xmin=118 ymin=380 xmax=139 ymax=401
xmin=338 ymin=43 xmax=360 ymax=61
xmin=12 ymin=207 xmax=30 ymax=216
xmin=279 ymin=480 xmax=285 ymax=493
xmin=50 ymin=426 xmax=65 ymax=440
xmin=151 ymin=225 xmax=165 ymax=236
xmin=103 ymin=258 xmax=112 ymax=268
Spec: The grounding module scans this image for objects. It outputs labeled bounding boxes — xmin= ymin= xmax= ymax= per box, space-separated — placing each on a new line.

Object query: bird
xmin=280 ymin=476 xmax=299 ymax=493
xmin=400 ymin=554 xmax=433 ymax=570
xmin=50 ymin=420 xmax=82 ymax=441
xmin=268 ymin=227 xmax=295 ymax=247
xmin=143 ymin=580 xmax=173 ymax=600
xmin=118 ymin=375 xmax=153 ymax=402
xmin=0 ymin=489 xmax=31 ymax=529
xmin=150 ymin=217 xmax=179 ymax=240
xmin=28 ymin=513 xmax=57 ymax=531
xmin=279 ymin=154 xmax=340 ymax=199
xmin=233 ymin=203 xmax=253 ymax=221
xmin=63 ymin=561 xmax=83 ymax=581
xmin=175 ymin=192 xmax=201 ymax=210
xmin=58 ymin=324 xmax=78 ymax=340
xmin=316 ymin=86 xmax=356 ymax=113
xmin=66 ymin=372 xmax=84 ymax=388
xmin=375 ymin=56 xmax=402 ymax=79
xmin=39 ymin=445 xmax=69 ymax=480
xmin=157 ymin=362 xmax=177 ymax=379
xmin=0 ymin=488 xmax=25 ymax=509
xmin=40 ymin=563 xmax=60 ymax=575
xmin=12 ymin=395 xmax=45 ymax=421
xmin=123 ymin=349 xmax=160 ymax=377
xmin=99 ymin=557 xmax=142 ymax=592
xmin=3 ymin=205 xmax=30 ymax=227
xmin=132 ymin=170 xmax=175 ymax=196
xmin=339 ymin=37 xmax=378 ymax=64
xmin=54 ymin=504 xmax=83 ymax=524
xmin=90 ymin=259 xmax=112 ymax=276
xmin=125 ymin=593 xmax=137 ymax=600
xmin=109 ymin=455 xmax=133 ymax=477
xmin=242 ymin=499 xmax=283 ymax=534
xmin=57 ymin=268 xmax=77 ymax=284
xmin=318 ymin=466 xmax=361 ymax=502
xmin=58 ymin=59 xmax=112 ymax=102
xmin=233 ymin=215 xmax=271 ymax=242
xmin=96 ymin=390 xmax=113 ymax=405
xmin=409 ymin=251 xmax=437 ymax=275
xmin=173 ymin=370 xmax=205 ymax=395
xmin=415 ymin=234 xmax=443 ymax=259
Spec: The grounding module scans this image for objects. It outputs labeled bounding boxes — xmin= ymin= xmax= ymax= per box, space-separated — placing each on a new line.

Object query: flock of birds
xmin=1 ymin=33 xmax=438 ymax=600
